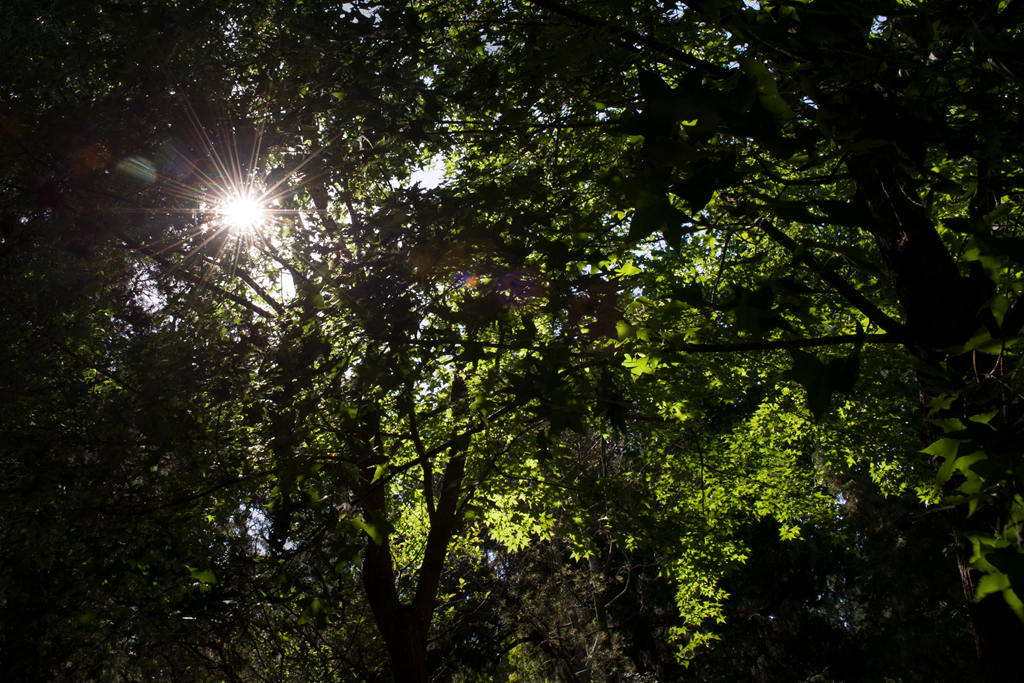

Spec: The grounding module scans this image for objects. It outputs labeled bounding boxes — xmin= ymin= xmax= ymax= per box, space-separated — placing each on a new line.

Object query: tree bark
xmin=848 ymin=151 xmax=1024 ymax=678
xmin=952 ymin=520 xmax=1024 ymax=683
xmin=845 ymin=152 xmax=984 ymax=348
xmin=358 ymin=446 xmax=468 ymax=682
xmin=362 ymin=532 xmax=432 ymax=682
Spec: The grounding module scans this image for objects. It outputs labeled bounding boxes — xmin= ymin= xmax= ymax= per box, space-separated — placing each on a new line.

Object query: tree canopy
xmin=2 ymin=0 xmax=1023 ymax=680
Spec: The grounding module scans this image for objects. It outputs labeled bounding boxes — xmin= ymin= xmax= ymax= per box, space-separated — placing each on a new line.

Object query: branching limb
xmin=116 ymin=230 xmax=274 ymax=319
xmin=198 ymin=252 xmax=286 ymax=315
xmin=667 ymin=333 xmax=896 ymax=354
xmin=528 ymin=0 xmax=730 ymax=77
xmin=754 ymin=217 xmax=906 ymax=337
xmin=405 ymin=394 xmax=437 ymax=518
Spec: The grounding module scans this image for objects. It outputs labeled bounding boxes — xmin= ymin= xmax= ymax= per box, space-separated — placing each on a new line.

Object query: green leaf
xmin=987 ymin=549 xmax=1024 ymax=599
xmin=922 ymin=438 xmax=960 ymax=484
xmin=187 ymin=566 xmax=217 ymax=585
xmin=922 ymin=437 xmax=960 ymax=459
xmin=976 ymin=571 xmax=1010 ymax=600
xmin=927 ymin=393 xmax=957 ymax=416
xmin=787 ymin=344 xmax=861 ymax=420
xmin=742 ymin=59 xmax=795 ymax=120
xmin=616 ymin=261 xmax=642 ymax=278
xmin=968 ymin=411 xmax=999 ymax=426
xmin=298 ymin=596 xmax=327 ymax=627
xmin=349 ymin=518 xmax=385 ymax=545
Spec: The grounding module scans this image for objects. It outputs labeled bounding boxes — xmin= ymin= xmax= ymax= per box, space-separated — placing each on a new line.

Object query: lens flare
xmin=219 ymin=192 xmax=265 ymax=232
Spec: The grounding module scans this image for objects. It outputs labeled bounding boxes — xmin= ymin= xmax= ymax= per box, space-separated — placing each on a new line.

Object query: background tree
xmin=432 ymin=0 xmax=1024 ymax=675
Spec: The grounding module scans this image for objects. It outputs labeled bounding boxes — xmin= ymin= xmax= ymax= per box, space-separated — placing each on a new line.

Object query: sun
xmin=218 ymin=192 xmax=266 ymax=233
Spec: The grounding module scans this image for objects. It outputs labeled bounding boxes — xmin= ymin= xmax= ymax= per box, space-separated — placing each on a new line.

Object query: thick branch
xmin=307 ymin=176 xmax=352 ymax=260
xmin=411 ymin=445 xmax=466 ymax=626
xmin=529 ymin=0 xmax=730 ymax=77
xmin=667 ymin=333 xmax=895 ymax=354
xmin=755 ymin=217 xmax=906 ymax=337
xmin=228 ymin=265 xmax=286 ymax=316
xmin=425 ymin=403 xmax=515 ymax=460
xmin=405 ymin=395 xmax=436 ymax=518
xmin=845 ymin=153 xmax=990 ymax=347
xmin=254 ymin=231 xmax=310 ymax=286
xmin=193 ymin=251 xmax=286 ymax=316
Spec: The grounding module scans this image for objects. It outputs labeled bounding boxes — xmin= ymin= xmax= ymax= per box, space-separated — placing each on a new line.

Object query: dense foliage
xmin=2 ymin=0 xmax=1022 ymax=680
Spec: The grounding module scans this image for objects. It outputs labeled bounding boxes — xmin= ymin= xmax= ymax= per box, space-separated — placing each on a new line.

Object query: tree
xmin=3 ymin=1 xmax=626 ymax=678
xmin=2 ymin=0 xmax=1021 ymax=680
xmin=433 ymin=0 xmax=1024 ymax=675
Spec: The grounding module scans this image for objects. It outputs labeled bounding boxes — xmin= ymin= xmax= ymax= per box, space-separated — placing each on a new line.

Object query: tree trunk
xmin=357 ymin=446 xmax=468 ymax=682
xmin=845 ymin=153 xmax=985 ymax=348
xmin=848 ymin=152 xmax=1024 ymax=678
xmin=362 ymin=533 xmax=432 ymax=682
xmin=952 ymin=522 xmax=1024 ymax=683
